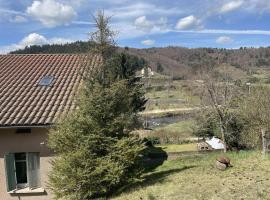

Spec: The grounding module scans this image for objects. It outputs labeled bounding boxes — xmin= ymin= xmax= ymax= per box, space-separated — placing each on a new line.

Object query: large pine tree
xmin=48 ymin=11 xmax=147 ymax=199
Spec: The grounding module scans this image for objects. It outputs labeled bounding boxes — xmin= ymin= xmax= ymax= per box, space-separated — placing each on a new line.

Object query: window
xmin=15 ymin=153 xmax=27 ymax=186
xmin=38 ymin=76 xmax=54 ymax=86
xmin=5 ymin=152 xmax=40 ymax=192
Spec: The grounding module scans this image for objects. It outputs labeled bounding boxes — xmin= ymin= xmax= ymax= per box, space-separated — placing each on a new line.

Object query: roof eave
xmin=0 ymin=124 xmax=55 ymax=129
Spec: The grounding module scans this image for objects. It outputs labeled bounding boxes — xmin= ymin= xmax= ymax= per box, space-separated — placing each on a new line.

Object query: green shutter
xmin=4 ymin=153 xmax=16 ymax=192
xmin=27 ymin=153 xmax=41 ymax=189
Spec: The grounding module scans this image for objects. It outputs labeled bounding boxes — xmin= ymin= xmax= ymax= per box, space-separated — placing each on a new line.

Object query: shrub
xmin=145 ymin=136 xmax=161 ymax=145
xmin=248 ymin=77 xmax=260 ymax=83
xmin=194 ymin=111 xmax=246 ymax=150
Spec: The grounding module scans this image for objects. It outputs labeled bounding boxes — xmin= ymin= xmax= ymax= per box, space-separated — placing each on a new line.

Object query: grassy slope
xmin=155 ymin=120 xmax=195 ymax=138
xmin=112 ymin=151 xmax=270 ymax=200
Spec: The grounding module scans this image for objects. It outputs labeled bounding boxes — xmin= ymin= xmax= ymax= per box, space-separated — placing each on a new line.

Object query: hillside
xmin=10 ymin=41 xmax=270 ymax=79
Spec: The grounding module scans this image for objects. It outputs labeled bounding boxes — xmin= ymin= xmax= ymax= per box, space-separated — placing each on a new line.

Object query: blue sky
xmin=1 ymin=0 xmax=270 ymax=53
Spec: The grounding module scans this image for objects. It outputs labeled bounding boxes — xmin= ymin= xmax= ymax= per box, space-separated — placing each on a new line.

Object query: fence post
xmin=261 ymin=129 xmax=266 ymax=155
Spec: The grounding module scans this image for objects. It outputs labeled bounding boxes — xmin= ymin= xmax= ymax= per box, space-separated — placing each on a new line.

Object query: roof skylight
xmin=39 ymin=75 xmax=54 ymax=86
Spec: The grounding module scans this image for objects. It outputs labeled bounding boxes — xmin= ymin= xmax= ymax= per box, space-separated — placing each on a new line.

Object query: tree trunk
xmin=220 ymin=119 xmax=227 ymax=153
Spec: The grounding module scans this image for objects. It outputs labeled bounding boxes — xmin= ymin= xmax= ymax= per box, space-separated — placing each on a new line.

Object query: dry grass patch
xmin=157 ymin=143 xmax=197 ymax=153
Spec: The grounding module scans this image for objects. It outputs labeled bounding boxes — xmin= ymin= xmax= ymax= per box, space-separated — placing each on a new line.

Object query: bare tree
xmin=87 ymin=10 xmax=116 ymax=85
xmin=90 ymin=10 xmax=115 ymax=57
xmin=240 ymin=85 xmax=270 ymax=152
xmin=199 ymin=65 xmax=241 ymax=152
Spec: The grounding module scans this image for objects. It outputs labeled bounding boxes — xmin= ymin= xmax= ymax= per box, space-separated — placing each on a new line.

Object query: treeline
xmin=10 ymin=41 xmax=94 ymax=54
xmin=10 ymin=41 xmax=270 ymax=78
xmin=126 ymin=46 xmax=270 ymax=77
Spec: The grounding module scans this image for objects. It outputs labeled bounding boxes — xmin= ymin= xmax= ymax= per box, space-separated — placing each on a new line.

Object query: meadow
xmin=113 ymin=151 xmax=270 ymax=200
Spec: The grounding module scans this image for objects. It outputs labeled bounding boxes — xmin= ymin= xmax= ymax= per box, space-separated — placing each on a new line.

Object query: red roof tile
xmin=0 ymin=54 xmax=101 ymax=127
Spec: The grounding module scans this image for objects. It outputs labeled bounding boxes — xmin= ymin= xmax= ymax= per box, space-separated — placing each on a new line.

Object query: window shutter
xmin=4 ymin=153 xmax=16 ymax=192
xmin=27 ymin=153 xmax=41 ymax=189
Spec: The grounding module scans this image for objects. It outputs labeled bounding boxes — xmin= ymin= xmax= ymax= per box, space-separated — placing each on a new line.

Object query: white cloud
xmin=0 ymin=8 xmax=27 ymax=22
xmin=141 ymin=39 xmax=155 ymax=46
xmin=111 ymin=22 xmax=149 ymax=40
xmin=26 ymin=0 xmax=76 ymax=27
xmin=9 ymin=15 xmax=28 ymax=23
xmin=173 ymin=29 xmax=270 ymax=35
xmin=105 ymin=2 xmax=180 ymax=20
xmin=133 ymin=16 xmax=169 ymax=33
xmin=220 ymin=0 xmax=244 ymax=13
xmin=156 ymin=17 xmax=168 ymax=30
xmin=216 ymin=36 xmax=233 ymax=44
xmin=49 ymin=37 xmax=73 ymax=44
xmin=175 ymin=15 xmax=202 ymax=30
xmin=245 ymin=0 xmax=270 ymax=13
xmin=134 ymin=16 xmax=154 ymax=31
xmin=20 ymin=33 xmax=47 ymax=46
xmin=0 ymin=8 xmax=25 ymax=15
xmin=0 ymin=33 xmax=73 ymax=54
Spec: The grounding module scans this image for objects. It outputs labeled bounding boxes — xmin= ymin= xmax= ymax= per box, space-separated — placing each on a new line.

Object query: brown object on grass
xmin=217 ymin=156 xmax=231 ymax=166
xmin=216 ymin=156 xmax=232 ymax=170
xmin=216 ymin=161 xmax=227 ymax=170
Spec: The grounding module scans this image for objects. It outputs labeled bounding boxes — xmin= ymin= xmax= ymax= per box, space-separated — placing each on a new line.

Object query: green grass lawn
xmin=112 ymin=151 xmax=270 ymax=200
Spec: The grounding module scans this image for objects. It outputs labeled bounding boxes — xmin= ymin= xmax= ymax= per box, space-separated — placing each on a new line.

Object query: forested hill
xmin=10 ymin=41 xmax=94 ymax=54
xmin=10 ymin=41 xmax=270 ymax=79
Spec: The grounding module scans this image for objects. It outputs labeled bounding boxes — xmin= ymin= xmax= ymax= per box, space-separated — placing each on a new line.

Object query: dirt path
xmin=141 ymin=107 xmax=200 ymax=115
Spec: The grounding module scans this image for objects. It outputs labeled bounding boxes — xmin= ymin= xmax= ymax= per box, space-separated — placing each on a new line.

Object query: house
xmin=0 ymin=54 xmax=99 ymax=200
xmin=141 ymin=67 xmax=154 ymax=77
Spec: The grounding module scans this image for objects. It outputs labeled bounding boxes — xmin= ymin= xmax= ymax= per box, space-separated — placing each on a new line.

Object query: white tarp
xmin=206 ymin=137 xmax=225 ymax=150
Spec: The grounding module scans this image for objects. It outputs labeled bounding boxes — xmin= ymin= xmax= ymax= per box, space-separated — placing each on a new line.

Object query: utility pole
xmin=246 ymin=82 xmax=251 ymax=95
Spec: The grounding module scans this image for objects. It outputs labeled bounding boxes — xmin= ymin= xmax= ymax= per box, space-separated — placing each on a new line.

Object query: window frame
xmin=38 ymin=75 xmax=54 ymax=86
xmin=5 ymin=152 xmax=41 ymax=193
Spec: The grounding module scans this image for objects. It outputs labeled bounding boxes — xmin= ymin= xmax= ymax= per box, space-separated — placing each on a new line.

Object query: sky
xmin=1 ymin=0 xmax=270 ymax=53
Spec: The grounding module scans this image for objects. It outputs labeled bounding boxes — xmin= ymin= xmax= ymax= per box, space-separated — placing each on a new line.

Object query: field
xmin=145 ymin=80 xmax=201 ymax=111
xmin=155 ymin=119 xmax=195 ymax=139
xmin=112 ymin=151 xmax=270 ymax=200
xmin=157 ymin=143 xmax=197 ymax=153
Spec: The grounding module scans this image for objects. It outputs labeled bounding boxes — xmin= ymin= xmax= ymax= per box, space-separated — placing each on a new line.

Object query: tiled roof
xmin=0 ymin=54 xmax=101 ymax=127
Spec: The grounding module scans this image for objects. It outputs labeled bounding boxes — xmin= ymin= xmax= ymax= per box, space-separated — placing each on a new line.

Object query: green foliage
xmin=145 ymin=136 xmax=161 ymax=145
xmin=234 ymin=79 xmax=242 ymax=87
xmin=194 ymin=111 xmax=246 ymax=149
xmin=48 ymin=13 xmax=148 ymax=198
xmin=193 ymin=113 xmax=218 ymax=139
xmin=156 ymin=62 xmax=164 ymax=73
xmin=48 ymin=60 xmax=147 ymax=199
xmin=10 ymin=41 xmax=94 ymax=54
xmin=248 ymin=76 xmax=260 ymax=83
xmin=224 ymin=114 xmax=246 ymax=150
xmin=256 ymin=58 xmax=270 ymax=67
xmin=172 ymin=76 xmax=185 ymax=80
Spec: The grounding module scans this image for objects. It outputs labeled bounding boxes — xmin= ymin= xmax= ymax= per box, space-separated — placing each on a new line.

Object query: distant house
xmin=141 ymin=67 xmax=154 ymax=77
xmin=0 ymin=54 xmax=99 ymax=200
